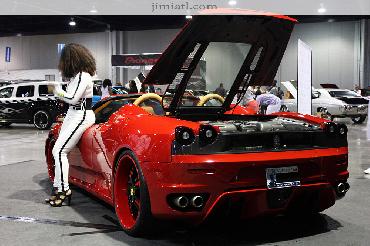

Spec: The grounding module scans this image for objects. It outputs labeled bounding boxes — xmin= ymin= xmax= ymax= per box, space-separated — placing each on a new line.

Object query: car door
xmin=0 ymin=86 xmax=16 ymax=122
xmin=13 ymin=85 xmax=36 ymax=123
xmin=67 ymin=125 xmax=97 ymax=185
xmin=89 ymin=99 xmax=131 ymax=197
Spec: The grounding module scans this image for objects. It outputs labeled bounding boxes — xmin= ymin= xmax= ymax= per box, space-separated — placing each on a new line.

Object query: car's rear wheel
xmin=33 ymin=110 xmax=52 ymax=130
xmin=351 ymin=116 xmax=366 ymax=124
xmin=114 ymin=150 xmax=153 ymax=236
xmin=46 ymin=138 xmax=56 ymax=182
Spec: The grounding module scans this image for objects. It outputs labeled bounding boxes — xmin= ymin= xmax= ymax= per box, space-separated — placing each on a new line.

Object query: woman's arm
xmin=54 ymin=73 xmax=90 ymax=104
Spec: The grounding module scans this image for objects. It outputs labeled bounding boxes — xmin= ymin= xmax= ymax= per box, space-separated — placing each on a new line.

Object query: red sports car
xmin=45 ymin=14 xmax=349 ymax=236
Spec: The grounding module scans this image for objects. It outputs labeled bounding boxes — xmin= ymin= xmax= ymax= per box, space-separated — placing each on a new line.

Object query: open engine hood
xmin=144 ymin=14 xmax=295 ymax=115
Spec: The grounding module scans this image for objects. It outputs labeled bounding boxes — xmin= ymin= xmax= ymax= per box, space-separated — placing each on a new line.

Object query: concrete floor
xmin=0 ymin=120 xmax=369 ymax=246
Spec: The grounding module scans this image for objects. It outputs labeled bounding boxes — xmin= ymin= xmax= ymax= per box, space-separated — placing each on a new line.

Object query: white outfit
xmin=256 ymin=93 xmax=281 ymax=114
xmin=52 ymin=72 xmax=95 ymax=192
xmin=101 ymin=86 xmax=110 ymax=99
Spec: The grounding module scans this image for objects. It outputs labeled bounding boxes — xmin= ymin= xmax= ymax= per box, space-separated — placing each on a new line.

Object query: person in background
xmin=148 ymin=84 xmax=155 ymax=93
xmin=270 ymin=86 xmax=284 ymax=99
xmin=354 ymin=85 xmax=362 ymax=95
xmin=128 ymin=80 xmax=138 ymax=93
xmin=155 ymin=87 xmax=162 ymax=94
xmin=101 ymin=79 xmax=112 ymax=99
xmin=254 ymin=86 xmax=262 ymax=98
xmin=256 ymin=93 xmax=281 ymax=114
xmin=140 ymin=84 xmax=148 ymax=93
xmin=215 ymin=83 xmax=227 ymax=97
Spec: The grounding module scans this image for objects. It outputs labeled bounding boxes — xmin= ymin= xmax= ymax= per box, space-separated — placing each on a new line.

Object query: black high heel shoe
xmin=45 ymin=187 xmax=58 ymax=203
xmin=49 ymin=189 xmax=72 ymax=207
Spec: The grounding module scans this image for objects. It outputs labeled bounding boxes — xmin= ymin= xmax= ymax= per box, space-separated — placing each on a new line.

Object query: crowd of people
xmin=214 ymin=80 xmax=284 ymax=114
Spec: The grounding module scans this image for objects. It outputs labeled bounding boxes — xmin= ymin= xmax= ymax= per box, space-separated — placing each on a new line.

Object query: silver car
xmin=281 ymin=81 xmax=369 ymax=124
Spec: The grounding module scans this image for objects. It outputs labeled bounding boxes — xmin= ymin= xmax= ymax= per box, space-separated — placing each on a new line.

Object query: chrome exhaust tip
xmin=191 ymin=195 xmax=204 ymax=208
xmin=337 ymin=183 xmax=346 ymax=194
xmin=173 ymin=196 xmax=189 ymax=208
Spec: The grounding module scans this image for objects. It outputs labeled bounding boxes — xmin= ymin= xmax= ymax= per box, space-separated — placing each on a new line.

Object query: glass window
xmin=0 ymin=87 xmax=14 ymax=98
xmin=94 ymin=99 xmax=134 ymax=124
xmin=163 ymin=42 xmax=253 ymax=109
xmin=329 ymin=90 xmax=361 ymax=98
xmin=16 ymin=86 xmax=34 ymax=97
xmin=39 ymin=85 xmax=53 ymax=96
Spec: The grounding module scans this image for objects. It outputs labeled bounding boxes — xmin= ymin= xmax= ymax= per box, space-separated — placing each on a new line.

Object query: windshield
xmin=162 ymin=42 xmax=253 ymax=109
xmin=329 ymin=90 xmax=361 ymax=98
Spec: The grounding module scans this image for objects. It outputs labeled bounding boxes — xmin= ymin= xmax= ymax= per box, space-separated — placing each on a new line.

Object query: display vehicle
xmin=45 ymin=14 xmax=349 ymax=236
xmin=0 ymin=81 xmax=68 ymax=129
xmin=281 ymin=81 xmax=368 ymax=123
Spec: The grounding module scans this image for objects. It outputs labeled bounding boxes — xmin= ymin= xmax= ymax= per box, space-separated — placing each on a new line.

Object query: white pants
xmin=52 ymin=108 xmax=95 ymax=192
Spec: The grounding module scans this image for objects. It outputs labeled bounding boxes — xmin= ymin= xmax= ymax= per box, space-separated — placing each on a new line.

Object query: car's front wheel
xmin=351 ymin=116 xmax=366 ymax=124
xmin=114 ymin=150 xmax=154 ymax=237
xmin=33 ymin=110 xmax=52 ymax=130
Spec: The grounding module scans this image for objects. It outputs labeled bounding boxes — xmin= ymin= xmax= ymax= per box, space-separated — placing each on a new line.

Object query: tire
xmin=0 ymin=122 xmax=12 ymax=127
xmin=113 ymin=150 xmax=154 ymax=237
xmin=33 ymin=110 xmax=52 ymax=130
xmin=46 ymin=138 xmax=56 ymax=182
xmin=351 ymin=116 xmax=366 ymax=124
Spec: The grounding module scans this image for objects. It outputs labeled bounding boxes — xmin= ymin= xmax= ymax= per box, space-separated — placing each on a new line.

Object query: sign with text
xmin=297 ymin=39 xmax=312 ymax=115
xmin=5 ymin=47 xmax=11 ymax=62
xmin=112 ymin=53 xmax=161 ymax=67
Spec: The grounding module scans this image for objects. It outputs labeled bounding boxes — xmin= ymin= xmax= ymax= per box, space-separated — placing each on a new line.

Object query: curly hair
xmin=58 ymin=43 xmax=96 ymax=79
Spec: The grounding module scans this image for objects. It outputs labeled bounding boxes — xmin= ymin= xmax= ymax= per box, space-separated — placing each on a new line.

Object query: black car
xmin=0 ymin=81 xmax=68 ymax=129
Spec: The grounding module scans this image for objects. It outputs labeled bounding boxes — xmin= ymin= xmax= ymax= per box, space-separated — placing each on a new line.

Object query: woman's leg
xmin=52 ymin=110 xmax=89 ymax=192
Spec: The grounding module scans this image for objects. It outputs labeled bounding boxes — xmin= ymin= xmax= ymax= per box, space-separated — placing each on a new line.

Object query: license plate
xmin=266 ymin=166 xmax=301 ymax=189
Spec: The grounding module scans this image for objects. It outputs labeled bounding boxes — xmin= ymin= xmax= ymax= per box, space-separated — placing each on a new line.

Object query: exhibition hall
xmin=0 ymin=1 xmax=370 ymax=245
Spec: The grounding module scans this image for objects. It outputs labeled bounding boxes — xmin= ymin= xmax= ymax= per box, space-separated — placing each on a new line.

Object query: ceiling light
xmin=318 ymin=4 xmax=326 ymax=14
xmin=185 ymin=15 xmax=192 ymax=19
xmin=69 ymin=18 xmax=76 ymax=26
xmin=90 ymin=6 xmax=97 ymax=13
xmin=228 ymin=0 xmax=237 ymax=6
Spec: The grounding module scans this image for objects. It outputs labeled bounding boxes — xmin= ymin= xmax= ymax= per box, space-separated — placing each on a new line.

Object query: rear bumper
xmin=142 ymin=147 xmax=348 ymax=223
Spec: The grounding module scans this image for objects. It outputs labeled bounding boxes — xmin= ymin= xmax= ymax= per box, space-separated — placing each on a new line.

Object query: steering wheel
xmin=197 ymin=94 xmax=225 ymax=106
xmin=133 ymin=93 xmax=162 ymax=106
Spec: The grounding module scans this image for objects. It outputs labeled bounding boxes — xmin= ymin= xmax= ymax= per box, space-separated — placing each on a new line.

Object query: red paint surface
xmin=45 ymin=101 xmax=348 ymax=224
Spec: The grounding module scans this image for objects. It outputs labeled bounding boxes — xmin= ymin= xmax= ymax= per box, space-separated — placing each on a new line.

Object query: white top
xmin=101 ymin=86 xmax=110 ymax=99
xmin=54 ymin=72 xmax=93 ymax=104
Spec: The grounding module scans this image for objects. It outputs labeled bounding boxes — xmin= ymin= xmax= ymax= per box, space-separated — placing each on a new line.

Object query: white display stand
xmin=297 ymin=39 xmax=312 ymax=115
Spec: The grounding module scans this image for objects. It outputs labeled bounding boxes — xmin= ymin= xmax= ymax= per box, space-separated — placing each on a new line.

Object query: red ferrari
xmin=45 ymin=14 xmax=349 ymax=236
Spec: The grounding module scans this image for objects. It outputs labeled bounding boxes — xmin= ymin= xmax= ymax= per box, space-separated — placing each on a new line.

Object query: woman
xmin=46 ymin=43 xmax=96 ymax=207
xmin=101 ymin=79 xmax=112 ymax=99
xmin=128 ymin=80 xmax=138 ymax=93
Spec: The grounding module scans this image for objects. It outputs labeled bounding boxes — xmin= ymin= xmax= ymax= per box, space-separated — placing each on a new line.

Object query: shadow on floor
xmin=7 ymin=173 xmax=343 ymax=245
